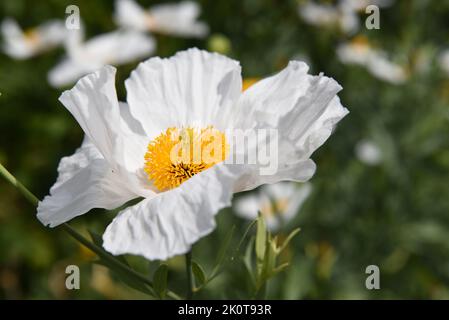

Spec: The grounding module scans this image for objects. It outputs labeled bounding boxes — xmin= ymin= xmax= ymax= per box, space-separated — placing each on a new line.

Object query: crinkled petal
xmin=58 ymin=66 xmax=154 ymax=197
xmin=125 ymin=48 xmax=241 ymax=137
xmin=234 ymin=61 xmax=348 ymax=191
xmin=103 ymin=164 xmax=238 ymax=260
xmin=37 ymin=143 xmax=136 ymax=228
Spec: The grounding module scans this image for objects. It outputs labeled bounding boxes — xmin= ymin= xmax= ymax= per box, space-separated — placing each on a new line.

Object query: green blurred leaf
xmin=255 ymin=214 xmax=267 ymax=265
xmin=95 ymin=260 xmax=154 ymax=296
xmin=192 ymin=261 xmax=207 ymax=287
xmin=279 ymin=228 xmax=301 ymax=253
xmin=153 ymin=264 xmax=168 ymax=299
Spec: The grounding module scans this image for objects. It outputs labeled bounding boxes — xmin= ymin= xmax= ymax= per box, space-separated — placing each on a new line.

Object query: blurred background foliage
xmin=1 ymin=0 xmax=449 ymax=299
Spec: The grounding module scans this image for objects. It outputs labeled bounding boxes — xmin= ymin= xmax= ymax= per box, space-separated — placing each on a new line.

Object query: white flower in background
xmin=234 ymin=182 xmax=312 ymax=232
xmin=1 ymin=18 xmax=66 ymax=59
xmin=114 ymin=0 xmax=208 ymax=38
xmin=341 ymin=0 xmax=395 ymax=11
xmin=298 ymin=1 xmax=359 ymax=35
xmin=438 ymin=50 xmax=449 ymax=75
xmin=337 ymin=36 xmax=408 ymax=84
xmin=355 ymin=139 xmax=382 ymax=166
xmin=366 ymin=53 xmax=408 ymax=84
xmin=48 ymin=25 xmax=155 ymax=88
xmin=37 ymin=48 xmax=348 ymax=261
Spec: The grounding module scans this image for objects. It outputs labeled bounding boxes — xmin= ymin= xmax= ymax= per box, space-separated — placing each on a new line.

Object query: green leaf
xmin=255 ymin=214 xmax=267 ymax=263
xmin=273 ymin=262 xmax=290 ymax=275
xmin=279 ymin=228 xmax=301 ymax=253
xmin=192 ymin=261 xmax=207 ymax=287
xmin=153 ymin=264 xmax=168 ymax=299
xmin=210 ymin=225 xmax=235 ymax=279
xmin=243 ymin=236 xmax=256 ymax=287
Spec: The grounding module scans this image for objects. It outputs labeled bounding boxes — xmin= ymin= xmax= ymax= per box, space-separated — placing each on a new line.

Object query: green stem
xmin=185 ymin=251 xmax=193 ymax=299
xmin=0 ymin=162 xmax=182 ymax=300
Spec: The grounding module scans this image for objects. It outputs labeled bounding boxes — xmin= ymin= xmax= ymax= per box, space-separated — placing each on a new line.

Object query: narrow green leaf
xmin=210 ymin=225 xmax=235 ymax=278
xmin=273 ymin=262 xmax=290 ymax=275
xmin=279 ymin=228 xmax=301 ymax=253
xmin=191 ymin=261 xmax=207 ymax=287
xmin=153 ymin=264 xmax=168 ymax=299
xmin=255 ymin=214 xmax=267 ymax=263
xmin=243 ymin=236 xmax=256 ymax=287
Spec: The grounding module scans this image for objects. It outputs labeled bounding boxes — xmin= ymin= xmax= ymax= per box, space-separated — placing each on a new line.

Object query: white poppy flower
xmin=1 ymin=18 xmax=66 ymax=59
xmin=37 ymin=48 xmax=348 ymax=261
xmin=298 ymin=1 xmax=359 ymax=35
xmin=114 ymin=0 xmax=208 ymax=38
xmin=234 ymin=182 xmax=312 ymax=232
xmin=355 ymin=139 xmax=382 ymax=166
xmin=48 ymin=27 xmax=155 ymax=88
xmin=337 ymin=37 xmax=408 ymax=84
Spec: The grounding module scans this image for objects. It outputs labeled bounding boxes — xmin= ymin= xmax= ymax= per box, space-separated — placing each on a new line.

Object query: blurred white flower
xmin=37 ymin=48 xmax=348 ymax=260
xmin=366 ymin=53 xmax=408 ymax=84
xmin=337 ymin=36 xmax=408 ymax=84
xmin=438 ymin=50 xmax=449 ymax=75
xmin=355 ymin=139 xmax=382 ymax=166
xmin=48 ymin=26 xmax=155 ymax=87
xmin=114 ymin=0 xmax=208 ymax=38
xmin=234 ymin=182 xmax=312 ymax=232
xmin=298 ymin=1 xmax=359 ymax=35
xmin=341 ymin=0 xmax=395 ymax=11
xmin=1 ymin=18 xmax=66 ymax=59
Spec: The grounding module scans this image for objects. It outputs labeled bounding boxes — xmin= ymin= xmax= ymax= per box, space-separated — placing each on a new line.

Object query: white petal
xmin=58 ymin=66 xmax=154 ymax=197
xmin=278 ymin=182 xmax=312 ymax=224
xmin=35 ymin=20 xmax=66 ymax=46
xmin=298 ymin=3 xmax=340 ymax=27
xmin=125 ymin=48 xmax=242 ymax=137
xmin=50 ymin=30 xmax=155 ymax=88
xmin=367 ymin=54 xmax=407 ymax=84
xmin=234 ymin=61 xmax=310 ymax=129
xmin=78 ymin=30 xmax=155 ymax=65
xmin=118 ymin=102 xmax=146 ymax=136
xmin=1 ymin=18 xmax=34 ymax=59
xmin=234 ymin=61 xmax=348 ymax=191
xmin=50 ymin=136 xmax=103 ymax=191
xmin=114 ymin=0 xmax=148 ymax=31
xmin=48 ymin=57 xmax=92 ymax=88
xmin=1 ymin=18 xmax=65 ymax=59
xmin=149 ymin=1 xmax=209 ymax=38
xmin=59 ymin=66 xmax=123 ymax=164
xmin=103 ymin=164 xmax=238 ymax=260
xmin=233 ymin=192 xmax=260 ymax=221
xmin=37 ymin=140 xmax=136 ymax=227
xmin=275 ymin=73 xmax=348 ymax=158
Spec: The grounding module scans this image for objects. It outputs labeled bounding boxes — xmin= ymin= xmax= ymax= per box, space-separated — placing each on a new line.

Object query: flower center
xmin=260 ymin=198 xmax=289 ymax=218
xmin=24 ymin=28 xmax=40 ymax=46
xmin=144 ymin=126 xmax=228 ymax=191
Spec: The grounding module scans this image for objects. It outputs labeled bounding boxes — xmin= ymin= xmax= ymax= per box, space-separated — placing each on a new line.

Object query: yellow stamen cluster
xmin=144 ymin=126 xmax=228 ymax=191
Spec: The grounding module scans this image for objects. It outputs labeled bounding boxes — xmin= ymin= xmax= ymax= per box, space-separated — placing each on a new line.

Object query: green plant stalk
xmin=0 ymin=162 xmax=182 ymax=300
